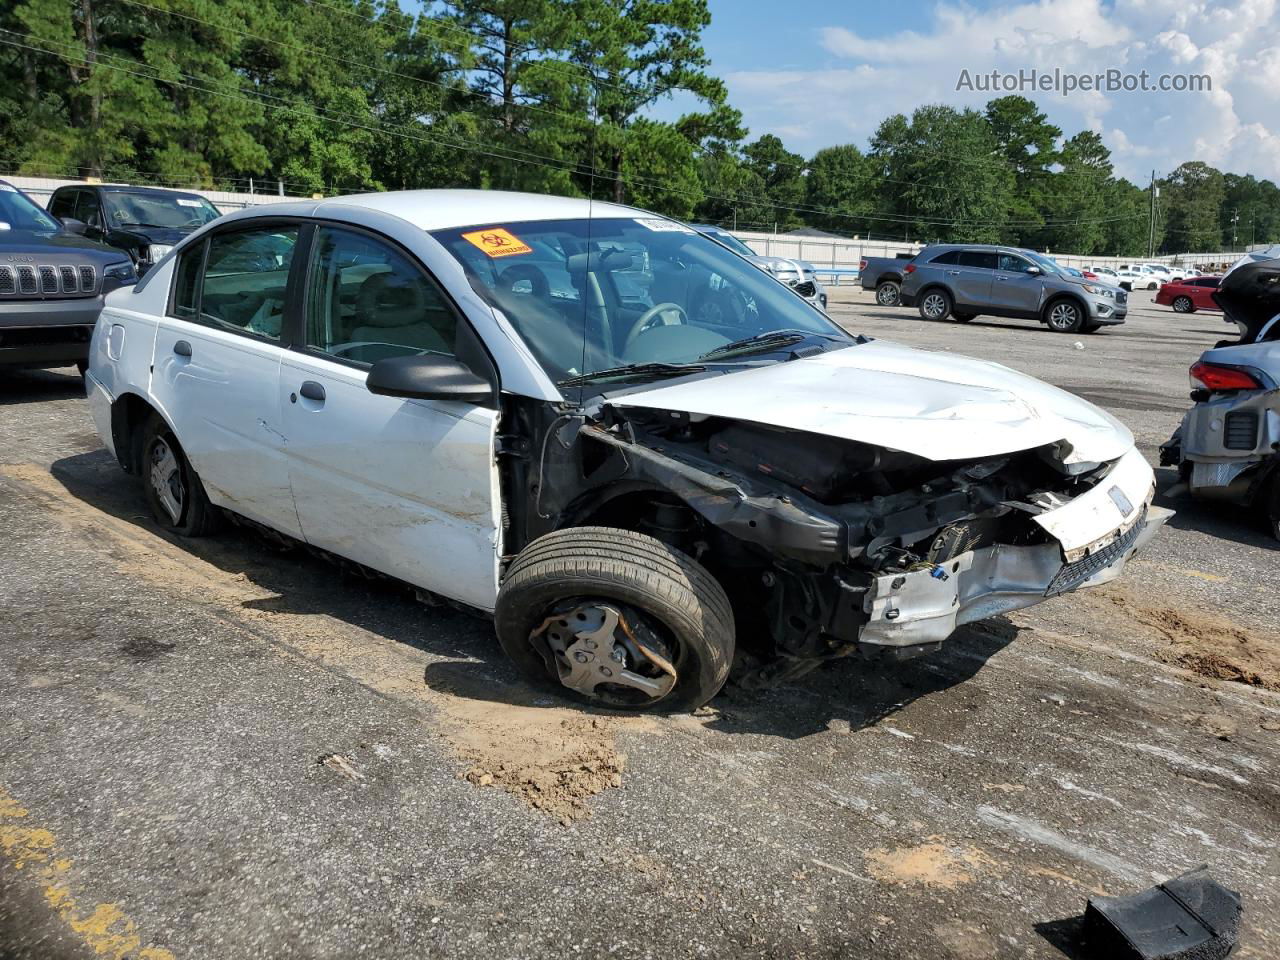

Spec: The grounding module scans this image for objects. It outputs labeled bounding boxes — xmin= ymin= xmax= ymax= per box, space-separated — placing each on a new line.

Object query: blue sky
xmin=696 ymin=0 xmax=1280 ymax=184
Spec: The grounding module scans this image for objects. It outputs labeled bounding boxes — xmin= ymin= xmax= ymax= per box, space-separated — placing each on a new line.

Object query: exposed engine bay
xmin=504 ymin=397 xmax=1166 ymax=686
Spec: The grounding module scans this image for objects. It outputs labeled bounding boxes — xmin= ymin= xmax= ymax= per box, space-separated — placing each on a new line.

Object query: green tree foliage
xmin=870 ymin=105 xmax=1012 ymax=243
xmin=1160 ymin=161 xmax=1226 ymax=252
xmin=2 ymin=5 xmax=1277 ymax=255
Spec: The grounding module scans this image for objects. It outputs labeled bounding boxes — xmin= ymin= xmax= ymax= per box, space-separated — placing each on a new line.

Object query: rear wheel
xmin=1173 ymin=295 xmax=1194 ymax=313
xmin=1045 ymin=299 xmax=1084 ymax=333
xmin=140 ymin=414 xmax=221 ymax=536
xmin=875 ymin=280 xmax=901 ymax=307
xmin=918 ymin=289 xmax=952 ymax=321
xmin=494 ymin=527 xmax=735 ymax=712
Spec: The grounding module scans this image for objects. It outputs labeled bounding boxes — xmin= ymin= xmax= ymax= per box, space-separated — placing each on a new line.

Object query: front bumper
xmin=1088 ymin=297 xmax=1127 ymax=325
xmin=0 ymin=297 xmax=105 ymax=367
xmin=857 ymin=447 xmax=1170 ymax=654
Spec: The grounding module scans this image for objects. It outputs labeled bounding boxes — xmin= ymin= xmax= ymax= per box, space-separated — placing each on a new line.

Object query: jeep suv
xmin=899 ymin=244 xmax=1127 ymax=333
xmin=0 ymin=180 xmax=138 ymax=372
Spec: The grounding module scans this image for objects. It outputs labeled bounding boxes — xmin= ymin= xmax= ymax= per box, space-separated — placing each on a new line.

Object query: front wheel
xmin=1045 ymin=299 xmax=1084 ymax=333
xmin=494 ymin=527 xmax=735 ymax=712
xmin=140 ymin=413 xmax=221 ymax=536
xmin=918 ymin=289 xmax=952 ymax=321
xmin=1173 ymin=296 xmax=1194 ymax=313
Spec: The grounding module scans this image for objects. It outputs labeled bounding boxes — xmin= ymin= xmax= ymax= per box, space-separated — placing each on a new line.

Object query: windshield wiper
xmin=558 ymin=361 xmax=705 ymax=388
xmin=696 ymin=328 xmax=845 ymax=361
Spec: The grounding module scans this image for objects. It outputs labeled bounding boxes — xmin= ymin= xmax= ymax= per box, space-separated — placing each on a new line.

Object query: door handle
xmin=173 ymin=340 xmax=192 ymax=357
xmin=946 ymin=270 xmax=961 ymax=276
xmin=995 ymin=276 xmax=1009 ymax=281
xmin=299 ymin=380 xmax=326 ymax=403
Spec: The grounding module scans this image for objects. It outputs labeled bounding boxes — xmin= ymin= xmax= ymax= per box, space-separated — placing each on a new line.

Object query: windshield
xmin=0 ymin=184 xmax=63 ymax=235
xmin=102 ymin=190 xmax=221 ymax=230
xmin=431 ymin=216 xmax=850 ymax=385
xmin=699 ymin=227 xmax=756 ymax=258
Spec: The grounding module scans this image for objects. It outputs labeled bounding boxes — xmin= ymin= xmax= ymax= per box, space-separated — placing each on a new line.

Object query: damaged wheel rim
xmin=149 ymin=438 xmax=184 ymax=524
xmin=530 ymin=601 xmax=679 ymax=707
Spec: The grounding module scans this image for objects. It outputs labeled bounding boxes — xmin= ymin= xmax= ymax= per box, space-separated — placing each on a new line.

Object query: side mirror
xmin=1026 ymin=266 xmax=1041 ymax=275
xmin=366 ymin=353 xmax=493 ymax=405
xmin=60 ymin=217 xmax=88 ymax=236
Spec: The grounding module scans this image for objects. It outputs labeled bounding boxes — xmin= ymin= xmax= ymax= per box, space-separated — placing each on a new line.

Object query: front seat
xmin=348 ymin=271 xmax=450 ymax=356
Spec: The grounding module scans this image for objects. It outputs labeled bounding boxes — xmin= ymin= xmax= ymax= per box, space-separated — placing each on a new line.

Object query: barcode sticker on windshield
xmin=634 ymin=218 xmax=694 ymax=233
xmin=176 ymin=198 xmax=203 ymax=207
xmin=462 ymin=227 xmax=533 ymax=258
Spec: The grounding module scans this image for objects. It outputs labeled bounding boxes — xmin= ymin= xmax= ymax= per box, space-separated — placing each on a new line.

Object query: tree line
xmin=1 ymin=0 xmax=1275 ymax=256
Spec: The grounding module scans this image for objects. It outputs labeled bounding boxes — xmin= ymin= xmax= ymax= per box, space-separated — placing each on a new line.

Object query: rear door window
xmin=959 ymin=251 xmax=997 ymax=270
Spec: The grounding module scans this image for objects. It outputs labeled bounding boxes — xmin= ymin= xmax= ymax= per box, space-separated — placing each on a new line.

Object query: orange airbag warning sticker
xmin=462 ymin=227 xmax=532 ymax=258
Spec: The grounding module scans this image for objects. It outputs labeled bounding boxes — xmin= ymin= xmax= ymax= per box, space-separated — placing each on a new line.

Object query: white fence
xmin=9 ymin=175 xmax=300 ymax=214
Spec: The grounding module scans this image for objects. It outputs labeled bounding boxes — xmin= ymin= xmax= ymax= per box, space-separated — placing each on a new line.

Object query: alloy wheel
xmin=148 ymin=438 xmax=185 ymax=524
xmin=876 ymin=283 xmax=900 ymax=306
xmin=921 ymin=293 xmax=947 ymax=319
xmin=1047 ymin=302 xmax=1081 ymax=332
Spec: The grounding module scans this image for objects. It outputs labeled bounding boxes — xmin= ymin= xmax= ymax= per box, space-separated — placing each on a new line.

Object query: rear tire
xmin=875 ymin=280 xmax=901 ymax=307
xmin=494 ymin=527 xmax=735 ymax=712
xmin=1173 ymin=296 xmax=1194 ymax=313
xmin=918 ymin=289 xmax=952 ymax=321
xmin=1045 ymin=298 xmax=1084 ymax=333
xmin=140 ymin=413 xmax=221 ymax=536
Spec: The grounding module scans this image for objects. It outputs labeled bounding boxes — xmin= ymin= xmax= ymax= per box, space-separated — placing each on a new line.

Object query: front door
xmin=150 ymin=223 xmax=303 ymax=537
xmin=991 ymin=253 xmax=1046 ymax=316
xmin=278 ymin=224 xmax=502 ymax=611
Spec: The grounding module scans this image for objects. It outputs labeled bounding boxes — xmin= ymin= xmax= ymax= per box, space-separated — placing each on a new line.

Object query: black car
xmin=0 ymin=180 xmax=138 ymax=373
xmin=48 ymin=183 xmax=222 ymax=274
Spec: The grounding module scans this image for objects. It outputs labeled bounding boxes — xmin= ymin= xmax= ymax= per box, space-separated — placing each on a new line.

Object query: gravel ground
xmin=1 ymin=287 xmax=1277 ymax=960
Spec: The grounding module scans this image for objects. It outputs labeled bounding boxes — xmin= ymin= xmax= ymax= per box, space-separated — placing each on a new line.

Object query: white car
xmin=1114 ymin=267 xmax=1159 ymax=291
xmin=86 ymin=189 xmax=1170 ymax=711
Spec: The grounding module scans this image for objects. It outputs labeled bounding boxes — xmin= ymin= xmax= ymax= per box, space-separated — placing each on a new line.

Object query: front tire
xmin=1045 ymin=299 xmax=1084 ymax=333
xmin=875 ymin=280 xmax=901 ymax=307
xmin=918 ymin=289 xmax=952 ymax=321
xmin=494 ymin=527 xmax=735 ymax=712
xmin=1173 ymin=296 xmax=1194 ymax=313
xmin=140 ymin=414 xmax=221 ymax=536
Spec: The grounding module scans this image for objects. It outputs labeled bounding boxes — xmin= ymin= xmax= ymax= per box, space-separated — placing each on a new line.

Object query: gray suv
xmin=899 ymin=244 xmax=1127 ymax=333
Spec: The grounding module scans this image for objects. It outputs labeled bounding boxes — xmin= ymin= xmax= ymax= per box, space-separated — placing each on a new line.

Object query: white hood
xmin=608 ymin=340 xmax=1134 ymax=465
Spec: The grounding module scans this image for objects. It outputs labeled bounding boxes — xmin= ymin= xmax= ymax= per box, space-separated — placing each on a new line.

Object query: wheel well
xmin=110 ymin=392 xmax=160 ymax=474
xmin=1041 ymin=293 xmax=1088 ymax=324
xmin=878 ymin=274 xmax=902 ymax=285
xmin=916 ymin=283 xmax=951 ymax=302
xmin=574 ymin=489 xmax=705 ymax=548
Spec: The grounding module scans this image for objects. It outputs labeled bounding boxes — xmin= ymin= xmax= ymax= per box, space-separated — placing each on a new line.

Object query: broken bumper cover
xmin=859 ymin=448 xmax=1171 ymax=654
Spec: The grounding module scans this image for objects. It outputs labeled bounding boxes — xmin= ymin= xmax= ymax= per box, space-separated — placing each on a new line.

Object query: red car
xmin=1155 ymin=276 xmax=1221 ymax=313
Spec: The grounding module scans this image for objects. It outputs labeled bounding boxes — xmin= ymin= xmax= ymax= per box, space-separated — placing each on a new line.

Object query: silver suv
xmin=899 ymin=244 xmax=1127 ymax=333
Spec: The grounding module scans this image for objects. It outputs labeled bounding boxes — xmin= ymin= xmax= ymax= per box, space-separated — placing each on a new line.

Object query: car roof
xmin=318 ymin=189 xmax=648 ymax=232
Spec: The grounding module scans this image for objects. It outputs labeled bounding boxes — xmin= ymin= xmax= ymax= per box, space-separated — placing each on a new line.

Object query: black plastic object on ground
xmin=1083 ymin=865 xmax=1241 ymax=959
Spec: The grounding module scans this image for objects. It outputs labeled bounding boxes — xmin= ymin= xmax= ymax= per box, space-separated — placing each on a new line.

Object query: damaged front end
xmin=526 ymin=405 xmax=1170 ymax=679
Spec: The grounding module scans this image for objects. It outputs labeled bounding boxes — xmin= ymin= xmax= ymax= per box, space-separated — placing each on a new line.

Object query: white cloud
xmin=727 ymin=0 xmax=1280 ymax=183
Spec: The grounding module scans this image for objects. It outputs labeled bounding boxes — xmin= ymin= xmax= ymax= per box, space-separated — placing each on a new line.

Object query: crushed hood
xmin=607 ymin=339 xmax=1134 ymax=465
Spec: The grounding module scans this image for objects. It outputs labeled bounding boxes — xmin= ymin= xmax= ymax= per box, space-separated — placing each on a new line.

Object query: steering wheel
xmin=624 ymin=302 xmax=689 ymax=352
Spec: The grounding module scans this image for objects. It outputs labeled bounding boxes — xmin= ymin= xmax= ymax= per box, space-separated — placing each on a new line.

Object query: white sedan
xmin=86 ymin=189 xmax=1170 ymax=710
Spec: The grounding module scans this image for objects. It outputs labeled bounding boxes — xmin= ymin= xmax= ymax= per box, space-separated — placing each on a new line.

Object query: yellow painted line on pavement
xmin=0 ymin=785 xmax=175 ymax=960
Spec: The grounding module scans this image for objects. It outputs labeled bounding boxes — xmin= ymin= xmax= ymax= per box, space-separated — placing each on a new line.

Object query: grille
xmin=1045 ymin=509 xmax=1145 ymax=598
xmin=0 ymin=263 xmax=98 ymax=297
xmin=39 ymin=265 xmax=59 ymax=294
xmin=1223 ymin=411 xmax=1259 ymax=451
xmin=791 ymin=280 xmax=817 ymax=298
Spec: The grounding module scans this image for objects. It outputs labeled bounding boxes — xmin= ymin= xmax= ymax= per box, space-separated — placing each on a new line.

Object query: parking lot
xmin=2 ymin=287 xmax=1277 ymax=959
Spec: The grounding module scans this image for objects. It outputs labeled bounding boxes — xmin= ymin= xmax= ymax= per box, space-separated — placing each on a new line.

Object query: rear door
xmin=278 ymin=223 xmax=502 ymax=611
xmin=954 ymin=250 xmax=996 ymax=306
xmin=1193 ymin=277 xmax=1221 ymax=310
xmin=149 ymin=222 xmax=304 ymax=537
xmin=991 ymin=252 xmax=1045 ymax=316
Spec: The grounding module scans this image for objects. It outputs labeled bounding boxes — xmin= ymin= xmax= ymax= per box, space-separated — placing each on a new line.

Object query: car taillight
xmin=904 ymin=263 xmax=916 ymax=274
xmin=1189 ymin=361 xmax=1263 ymax=391
xmin=859 ymin=259 xmax=867 ymax=270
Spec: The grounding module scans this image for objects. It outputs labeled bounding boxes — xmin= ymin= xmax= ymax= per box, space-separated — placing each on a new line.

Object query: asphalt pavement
xmin=1 ymin=287 xmax=1277 ymax=960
